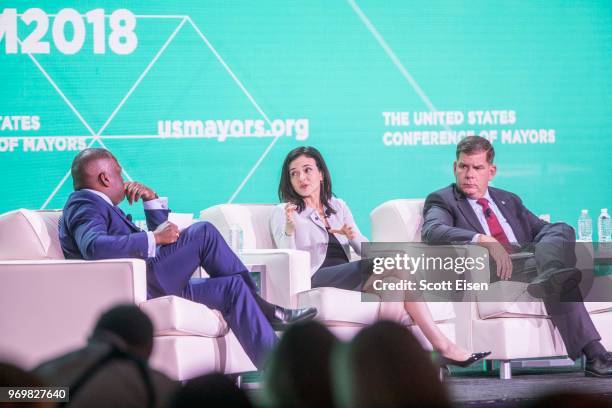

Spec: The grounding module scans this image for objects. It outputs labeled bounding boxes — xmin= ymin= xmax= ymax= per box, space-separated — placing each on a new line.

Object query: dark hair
xmin=0 ymin=362 xmax=45 ymax=387
xmin=278 ymin=146 xmax=336 ymax=216
xmin=169 ymin=373 xmax=252 ymax=408
xmin=71 ymin=148 xmax=117 ymax=189
xmin=92 ymin=305 xmax=153 ymax=351
xmin=456 ymin=135 xmax=495 ymax=163
xmin=333 ymin=321 xmax=451 ymax=408
xmin=264 ymin=321 xmax=337 ymax=408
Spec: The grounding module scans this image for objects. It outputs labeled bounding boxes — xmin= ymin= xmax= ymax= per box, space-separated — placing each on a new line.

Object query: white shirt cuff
xmin=143 ymin=197 xmax=168 ymax=210
xmin=471 ymin=233 xmax=480 ymax=243
xmin=146 ymin=231 xmax=156 ymax=258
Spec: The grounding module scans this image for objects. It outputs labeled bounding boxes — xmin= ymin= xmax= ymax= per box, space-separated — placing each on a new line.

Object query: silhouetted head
xmin=333 ymin=320 xmax=451 ymax=408
xmin=71 ymin=148 xmax=126 ymax=205
xmin=0 ymin=362 xmax=49 ymax=408
xmin=168 ymin=372 xmax=252 ymax=408
xmin=264 ymin=321 xmax=338 ymax=407
xmin=91 ymin=305 xmax=154 ymax=361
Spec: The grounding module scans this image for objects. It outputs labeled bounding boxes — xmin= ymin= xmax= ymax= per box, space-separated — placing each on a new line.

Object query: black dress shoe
xmin=585 ymin=352 xmax=612 ymax=377
xmin=527 ymin=267 xmax=581 ymax=299
xmin=439 ymin=351 xmax=491 ymax=368
xmin=270 ymin=306 xmax=317 ymax=328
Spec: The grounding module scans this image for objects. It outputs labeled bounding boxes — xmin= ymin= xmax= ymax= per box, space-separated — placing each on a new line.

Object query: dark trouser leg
xmin=532 ymin=225 xmax=601 ymax=360
xmin=543 ymin=290 xmax=601 ymax=360
xmin=184 ymin=276 xmax=278 ymax=369
xmin=148 ymin=221 xmax=276 ymax=319
xmin=312 ymin=260 xmax=371 ymax=291
xmin=489 ymin=243 xmax=600 ymax=360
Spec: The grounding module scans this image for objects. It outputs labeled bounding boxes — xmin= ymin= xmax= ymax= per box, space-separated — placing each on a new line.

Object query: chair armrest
xmin=0 ymin=258 xmax=147 ymax=368
xmin=239 ymin=249 xmax=311 ymax=308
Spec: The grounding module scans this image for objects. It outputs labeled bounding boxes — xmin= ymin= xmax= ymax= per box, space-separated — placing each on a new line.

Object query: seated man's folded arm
xmin=69 ymin=206 xmax=149 ymax=260
xmin=421 ymin=192 xmax=478 ymax=244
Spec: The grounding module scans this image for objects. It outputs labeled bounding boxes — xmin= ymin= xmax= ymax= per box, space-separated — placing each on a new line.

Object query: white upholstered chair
xmin=370 ymin=199 xmax=612 ymax=379
xmin=199 ymin=204 xmax=457 ymax=346
xmin=0 ymin=209 xmax=308 ymax=380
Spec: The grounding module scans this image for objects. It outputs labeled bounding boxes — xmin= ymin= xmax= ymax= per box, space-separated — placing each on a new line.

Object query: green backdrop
xmin=1 ymin=1 xmax=610 ymax=235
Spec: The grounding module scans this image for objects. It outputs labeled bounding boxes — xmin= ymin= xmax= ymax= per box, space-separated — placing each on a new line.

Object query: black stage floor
xmin=245 ymin=365 xmax=612 ymax=407
xmin=447 ymin=367 xmax=612 ymax=407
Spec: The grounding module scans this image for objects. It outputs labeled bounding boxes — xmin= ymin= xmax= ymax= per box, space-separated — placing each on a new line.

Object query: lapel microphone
xmin=484 ymin=208 xmax=492 ymax=218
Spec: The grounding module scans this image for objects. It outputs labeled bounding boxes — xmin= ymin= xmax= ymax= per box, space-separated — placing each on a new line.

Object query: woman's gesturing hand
xmin=285 ymin=203 xmax=298 ymax=235
xmin=329 ymin=223 xmax=356 ymax=240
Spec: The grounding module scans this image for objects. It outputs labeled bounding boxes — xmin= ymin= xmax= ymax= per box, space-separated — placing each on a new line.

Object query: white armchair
xmin=200 ymin=204 xmax=457 ymax=345
xmin=0 ymin=209 xmax=293 ymax=380
xmin=370 ymin=199 xmax=612 ymax=379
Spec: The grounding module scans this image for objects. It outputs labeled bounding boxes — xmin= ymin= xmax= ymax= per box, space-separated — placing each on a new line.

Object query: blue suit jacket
xmin=421 ymin=183 xmax=564 ymax=245
xmin=60 ymin=190 xmax=169 ymax=260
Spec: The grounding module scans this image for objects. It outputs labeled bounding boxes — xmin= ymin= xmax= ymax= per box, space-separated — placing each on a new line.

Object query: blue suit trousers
xmin=146 ymin=221 xmax=277 ymax=368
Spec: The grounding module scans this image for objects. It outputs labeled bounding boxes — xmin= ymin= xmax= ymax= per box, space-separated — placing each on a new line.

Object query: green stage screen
xmin=1 ymin=1 xmax=610 ymax=234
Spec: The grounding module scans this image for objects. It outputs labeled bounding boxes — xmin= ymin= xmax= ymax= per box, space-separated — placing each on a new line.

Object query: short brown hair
xmin=456 ymin=135 xmax=495 ymax=163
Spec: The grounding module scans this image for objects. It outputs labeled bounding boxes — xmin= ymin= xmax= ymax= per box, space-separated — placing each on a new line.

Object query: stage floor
xmin=244 ymin=366 xmax=612 ymax=407
xmin=448 ymin=369 xmax=612 ymax=407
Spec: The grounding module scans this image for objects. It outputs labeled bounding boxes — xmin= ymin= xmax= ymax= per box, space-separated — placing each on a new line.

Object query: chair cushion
xmin=0 ymin=209 xmax=64 ymax=260
xmin=476 ymin=281 xmax=548 ymax=318
xmin=476 ymin=281 xmax=612 ymax=319
xmin=400 ymin=302 xmax=456 ymax=325
xmin=297 ymin=287 xmax=381 ymax=325
xmin=149 ymin=333 xmax=255 ymax=380
xmin=140 ymin=296 xmax=228 ymax=337
xmin=472 ymin=317 xmax=567 ymax=359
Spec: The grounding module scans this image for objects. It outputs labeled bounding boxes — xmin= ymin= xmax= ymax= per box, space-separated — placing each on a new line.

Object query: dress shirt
xmin=467 ymin=189 xmax=518 ymax=244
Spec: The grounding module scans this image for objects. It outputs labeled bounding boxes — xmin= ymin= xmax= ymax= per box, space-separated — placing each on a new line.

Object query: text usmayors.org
xmin=157 ymin=118 xmax=309 ymax=141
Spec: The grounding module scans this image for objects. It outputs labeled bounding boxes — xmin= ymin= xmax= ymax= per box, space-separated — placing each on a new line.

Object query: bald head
xmin=71 ymin=148 xmax=126 ymax=204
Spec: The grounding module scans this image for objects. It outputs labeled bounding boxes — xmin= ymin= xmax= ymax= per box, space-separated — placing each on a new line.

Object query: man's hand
xmin=153 ymin=221 xmax=179 ymax=245
xmin=478 ymin=235 xmax=513 ymax=280
xmin=284 ymin=203 xmax=297 ymax=235
xmin=329 ymin=223 xmax=357 ymax=240
xmin=124 ymin=181 xmax=158 ymax=205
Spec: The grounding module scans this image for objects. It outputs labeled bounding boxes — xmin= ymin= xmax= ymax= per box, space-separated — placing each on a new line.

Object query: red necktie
xmin=476 ymin=198 xmax=512 ymax=249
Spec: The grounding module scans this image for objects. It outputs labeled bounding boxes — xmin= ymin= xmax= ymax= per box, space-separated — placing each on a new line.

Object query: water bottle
xmin=229 ymin=224 xmax=243 ymax=254
xmin=598 ymin=208 xmax=611 ymax=242
xmin=577 ymin=209 xmax=592 ymax=241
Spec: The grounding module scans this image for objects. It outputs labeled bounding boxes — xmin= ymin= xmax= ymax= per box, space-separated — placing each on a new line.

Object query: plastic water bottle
xmin=229 ymin=224 xmax=243 ymax=254
xmin=598 ymin=209 xmax=611 ymax=242
xmin=577 ymin=209 xmax=592 ymax=241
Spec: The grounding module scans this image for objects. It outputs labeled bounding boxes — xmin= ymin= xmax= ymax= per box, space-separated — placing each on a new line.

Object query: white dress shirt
xmin=467 ymin=189 xmax=518 ymax=244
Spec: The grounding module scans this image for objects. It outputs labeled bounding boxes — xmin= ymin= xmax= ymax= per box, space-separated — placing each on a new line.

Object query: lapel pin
xmin=501 ymin=200 xmax=506 ymax=205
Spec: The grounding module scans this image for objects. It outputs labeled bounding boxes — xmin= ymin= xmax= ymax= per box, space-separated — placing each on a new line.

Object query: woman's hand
xmin=329 ymin=223 xmax=356 ymax=240
xmin=284 ymin=203 xmax=298 ymax=235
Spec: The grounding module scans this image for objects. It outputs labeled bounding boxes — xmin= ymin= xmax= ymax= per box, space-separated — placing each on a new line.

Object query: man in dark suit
xmin=59 ymin=148 xmax=316 ymax=369
xmin=422 ymin=135 xmax=612 ymax=377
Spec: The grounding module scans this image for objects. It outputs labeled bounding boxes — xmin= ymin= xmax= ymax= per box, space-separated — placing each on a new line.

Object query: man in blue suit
xmin=59 ymin=148 xmax=316 ymax=369
xmin=422 ymin=135 xmax=612 ymax=377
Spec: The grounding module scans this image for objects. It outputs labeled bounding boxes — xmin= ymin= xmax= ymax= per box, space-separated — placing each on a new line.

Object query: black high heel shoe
xmin=439 ymin=351 xmax=491 ymax=368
